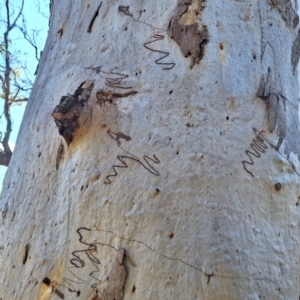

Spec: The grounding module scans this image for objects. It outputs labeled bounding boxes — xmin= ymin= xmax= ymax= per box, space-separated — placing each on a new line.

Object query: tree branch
xmin=0 ymin=151 xmax=12 ymax=167
xmin=8 ymin=0 xmax=24 ymax=31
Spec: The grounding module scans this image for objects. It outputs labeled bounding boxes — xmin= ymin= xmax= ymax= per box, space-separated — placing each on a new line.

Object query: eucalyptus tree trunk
xmin=1 ymin=1 xmax=300 ymax=299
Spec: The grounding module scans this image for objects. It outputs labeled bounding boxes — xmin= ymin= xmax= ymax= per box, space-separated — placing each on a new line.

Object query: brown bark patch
xmin=168 ymin=0 xmax=208 ymax=68
xmin=267 ymin=0 xmax=299 ymax=28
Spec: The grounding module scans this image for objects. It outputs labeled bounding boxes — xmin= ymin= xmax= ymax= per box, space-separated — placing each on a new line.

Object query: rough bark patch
xmin=168 ymin=0 xmax=208 ymax=69
xmin=52 ymin=81 xmax=94 ymax=145
xmin=96 ymin=90 xmax=137 ymax=106
xmin=267 ymin=0 xmax=299 ymax=28
xmin=291 ymin=30 xmax=300 ymax=74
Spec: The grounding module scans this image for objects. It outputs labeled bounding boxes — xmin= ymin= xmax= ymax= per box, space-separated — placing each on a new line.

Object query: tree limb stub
xmin=52 ymin=81 xmax=94 ymax=145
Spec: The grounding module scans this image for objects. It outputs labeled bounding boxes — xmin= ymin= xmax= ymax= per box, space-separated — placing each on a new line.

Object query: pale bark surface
xmin=1 ymin=1 xmax=300 ymax=299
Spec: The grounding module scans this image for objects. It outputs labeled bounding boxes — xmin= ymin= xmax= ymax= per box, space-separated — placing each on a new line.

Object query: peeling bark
xmin=257 ymin=71 xmax=287 ymax=150
xmin=168 ymin=0 xmax=208 ymax=68
xmin=266 ymin=0 xmax=299 ymax=28
xmin=292 ymin=30 xmax=300 ymax=74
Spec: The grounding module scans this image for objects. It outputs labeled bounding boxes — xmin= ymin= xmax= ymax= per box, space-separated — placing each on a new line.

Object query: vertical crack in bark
xmin=168 ymin=0 xmax=208 ymax=69
xmin=87 ymin=2 xmax=102 ymax=33
xmin=22 ymin=244 xmax=30 ymax=265
xmin=56 ymin=142 xmax=64 ymax=170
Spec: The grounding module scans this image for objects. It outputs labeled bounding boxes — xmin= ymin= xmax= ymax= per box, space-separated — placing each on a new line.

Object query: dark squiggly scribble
xmin=143 ymin=34 xmax=175 ymax=70
xmin=118 ymin=5 xmax=164 ymax=31
xmin=85 ymin=66 xmax=133 ymax=90
xmin=118 ymin=5 xmax=175 ymax=70
xmin=105 ymin=130 xmax=160 ymax=184
xmin=242 ymin=128 xmax=268 ymax=177
xmin=61 ymin=227 xmax=136 ymax=296
xmin=242 ymin=128 xmax=300 ymax=179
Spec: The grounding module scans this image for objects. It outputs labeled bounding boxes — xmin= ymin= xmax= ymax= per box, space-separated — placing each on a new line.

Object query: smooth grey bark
xmin=1 ymin=1 xmax=300 ymax=299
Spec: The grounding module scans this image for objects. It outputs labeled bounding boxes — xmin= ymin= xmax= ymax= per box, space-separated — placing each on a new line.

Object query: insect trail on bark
xmin=242 ymin=128 xmax=268 ymax=177
xmin=118 ymin=5 xmax=164 ymax=31
xmin=143 ymin=34 xmax=175 ymax=70
xmin=105 ymin=130 xmax=160 ymax=184
xmin=61 ymin=227 xmax=135 ymax=296
xmin=118 ymin=5 xmax=175 ymax=70
xmin=85 ymin=66 xmax=133 ymax=89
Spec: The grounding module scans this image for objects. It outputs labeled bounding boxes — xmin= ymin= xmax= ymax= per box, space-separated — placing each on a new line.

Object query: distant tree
xmin=0 ymin=0 xmax=46 ymax=166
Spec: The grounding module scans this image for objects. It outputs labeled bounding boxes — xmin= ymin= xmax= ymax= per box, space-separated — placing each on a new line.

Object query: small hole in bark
xmin=43 ymin=277 xmax=51 ymax=286
xmin=169 ymin=233 xmax=174 ymax=239
xmin=77 ymin=291 xmax=80 ymax=296
xmin=274 ymin=182 xmax=282 ymax=191
xmin=169 ymin=90 xmax=173 ymax=95
xmin=226 ymin=116 xmax=229 ymax=120
xmin=176 ymin=151 xmax=179 ymax=155
xmin=156 ymin=188 xmax=160 ymax=192
xmin=38 ymin=152 xmax=41 ymax=157
xmin=132 ymin=285 xmax=136 ymax=293
xmin=81 ymin=186 xmax=84 ymax=191
xmin=124 ymin=27 xmax=127 ymax=31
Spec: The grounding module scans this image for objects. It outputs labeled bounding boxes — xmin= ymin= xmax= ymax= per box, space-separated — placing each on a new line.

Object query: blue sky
xmin=0 ymin=0 xmax=49 ymax=188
